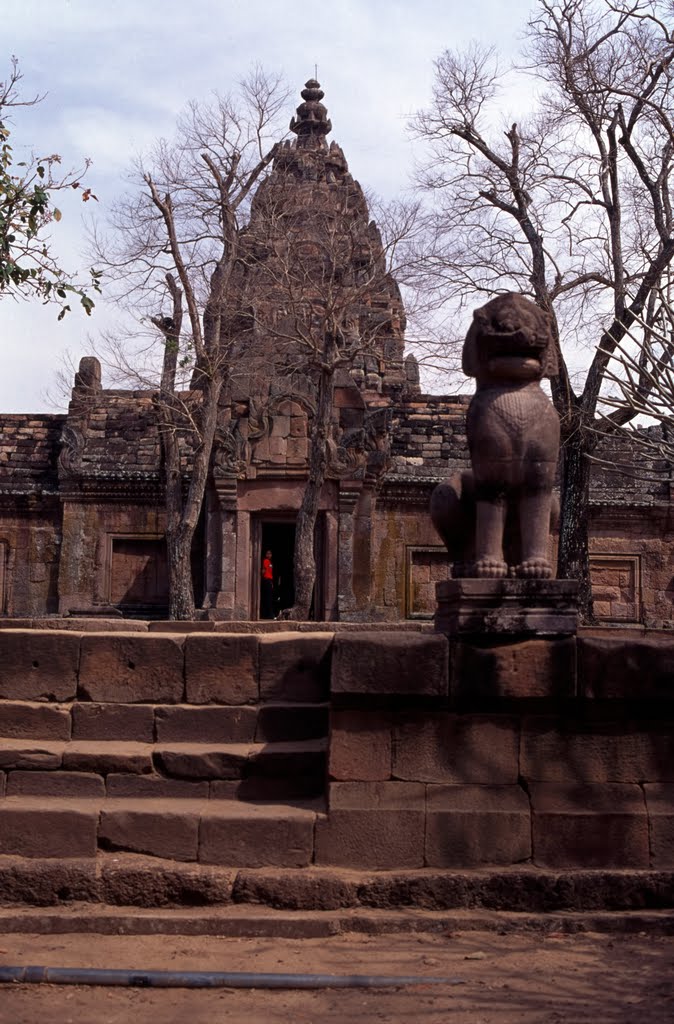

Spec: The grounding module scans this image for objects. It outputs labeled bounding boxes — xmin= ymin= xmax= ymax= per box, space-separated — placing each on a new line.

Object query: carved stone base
xmin=435 ymin=579 xmax=579 ymax=637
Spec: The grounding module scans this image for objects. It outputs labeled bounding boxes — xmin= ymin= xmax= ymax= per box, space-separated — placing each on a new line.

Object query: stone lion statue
xmin=431 ymin=293 xmax=560 ymax=579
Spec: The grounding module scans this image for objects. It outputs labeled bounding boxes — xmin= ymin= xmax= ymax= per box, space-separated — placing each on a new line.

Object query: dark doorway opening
xmin=261 ymin=521 xmax=295 ymax=618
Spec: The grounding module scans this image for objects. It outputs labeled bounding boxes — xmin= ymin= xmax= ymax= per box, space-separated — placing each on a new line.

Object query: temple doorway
xmin=261 ymin=521 xmax=296 ymax=618
xmin=252 ymin=514 xmax=326 ymax=619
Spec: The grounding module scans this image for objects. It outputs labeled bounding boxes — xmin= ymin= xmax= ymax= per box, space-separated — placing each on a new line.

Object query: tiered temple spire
xmin=289 ymin=79 xmax=332 ymax=147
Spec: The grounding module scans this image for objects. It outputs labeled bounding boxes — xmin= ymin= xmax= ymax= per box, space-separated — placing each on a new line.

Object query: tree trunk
xmin=167 ymin=528 xmax=195 ymax=619
xmin=158 ymin=377 xmax=223 ymax=621
xmin=557 ymin=424 xmax=594 ymax=622
xmin=285 ymin=364 xmax=334 ymax=621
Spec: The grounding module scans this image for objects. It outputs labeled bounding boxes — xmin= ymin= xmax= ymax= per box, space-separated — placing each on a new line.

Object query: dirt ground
xmin=0 ymin=929 xmax=673 ymax=1023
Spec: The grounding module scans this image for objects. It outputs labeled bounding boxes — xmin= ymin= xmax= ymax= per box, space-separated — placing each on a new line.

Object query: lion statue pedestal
xmin=431 ymin=293 xmax=577 ymax=636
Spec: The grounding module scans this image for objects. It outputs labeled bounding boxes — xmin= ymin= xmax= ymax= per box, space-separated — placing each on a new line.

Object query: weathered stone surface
xmin=233 ymin=868 xmax=359 ymax=910
xmin=199 ymin=803 xmax=315 ymax=867
xmin=258 ymin=633 xmax=332 ymax=702
xmin=331 ymin=632 xmax=449 ymax=697
xmin=155 ymin=705 xmax=257 ymax=744
xmin=255 ymin=703 xmax=329 ymax=742
xmin=0 ymin=700 xmax=71 ymax=740
xmin=100 ymin=854 xmax=235 ymax=907
xmin=393 ymin=714 xmax=519 ymax=784
xmin=0 ymin=739 xmax=63 ymax=771
xmin=529 ymin=783 xmax=649 ymax=868
xmin=0 ymin=772 xmax=5 ymax=797
xmin=7 ymin=770 xmax=105 ymax=798
xmin=62 ymin=742 xmax=153 ymax=776
xmin=72 ymin=703 xmax=154 ymax=742
xmin=99 ymin=803 xmax=200 ymax=861
xmin=0 ymin=857 xmax=99 ymax=906
xmin=79 ymin=634 xmax=185 ymax=703
xmin=154 ymin=744 xmax=250 ymax=780
xmin=315 ymin=781 xmax=426 ymax=869
xmin=435 ymin=580 xmax=579 ymax=637
xmin=579 ymin=637 xmax=674 ymax=699
xmin=645 ymin=784 xmax=674 ymax=868
xmin=106 ymin=774 xmax=209 ymax=799
xmin=329 ymin=710 xmax=391 ymax=781
xmin=0 ymin=801 xmax=98 ymax=858
xmin=452 ymin=639 xmax=576 ymax=700
xmin=0 ymin=631 xmax=79 ymax=701
xmin=521 ymin=718 xmax=674 ymax=783
xmin=425 ymin=784 xmax=531 ymax=866
xmin=184 ymin=635 xmax=258 ymax=705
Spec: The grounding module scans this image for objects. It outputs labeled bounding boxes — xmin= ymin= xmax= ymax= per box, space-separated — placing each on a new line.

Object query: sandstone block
xmin=521 ymin=718 xmax=674 ymax=783
xmin=79 ymin=634 xmax=185 ymax=703
xmin=72 ymin=703 xmax=154 ymax=742
xmin=7 ymin=770 xmax=105 ymax=798
xmin=99 ymin=804 xmax=200 ymax=861
xmin=331 ymin=632 xmax=449 ymax=697
xmin=0 ymin=631 xmax=79 ymax=701
xmin=199 ymin=804 xmax=315 ymax=867
xmin=529 ymin=783 xmax=649 ymax=868
xmin=154 ymin=744 xmax=250 ymax=780
xmin=259 ymin=633 xmax=332 ymax=702
xmin=315 ymin=781 xmax=425 ymax=869
xmin=0 ymin=856 xmax=99 ymax=906
xmin=0 ymin=701 xmax=71 ymax=740
xmin=106 ymin=774 xmax=209 ymax=799
xmin=155 ymin=705 xmax=257 ymax=744
xmin=579 ymin=637 xmax=674 ymax=699
xmin=425 ymin=785 xmax=531 ymax=866
xmin=185 ymin=635 xmax=258 ymax=704
xmin=452 ymin=638 xmax=576 ymax=700
xmin=100 ymin=859 xmax=234 ymax=908
xmin=0 ymin=739 xmax=63 ymax=771
xmin=329 ymin=710 xmax=391 ymax=781
xmin=645 ymin=784 xmax=674 ymax=867
xmin=62 ymin=742 xmax=153 ymax=776
xmin=393 ymin=713 xmax=519 ymax=784
xmin=0 ymin=802 xmax=98 ymax=858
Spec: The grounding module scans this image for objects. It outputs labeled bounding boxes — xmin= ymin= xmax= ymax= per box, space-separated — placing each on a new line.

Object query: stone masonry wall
xmin=324 ymin=630 xmax=674 ymax=871
xmin=0 ymin=624 xmax=672 ymax=873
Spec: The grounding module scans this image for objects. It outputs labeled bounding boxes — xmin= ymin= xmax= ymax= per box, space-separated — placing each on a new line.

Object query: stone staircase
xmin=0 ymin=629 xmax=329 ymax=870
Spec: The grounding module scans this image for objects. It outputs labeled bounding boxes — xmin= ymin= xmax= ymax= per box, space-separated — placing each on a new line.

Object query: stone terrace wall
xmin=0 ymin=624 xmax=672 ymax=874
xmin=324 ymin=631 xmax=674 ymax=871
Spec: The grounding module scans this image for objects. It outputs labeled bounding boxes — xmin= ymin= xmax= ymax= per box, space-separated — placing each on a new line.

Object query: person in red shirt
xmin=260 ymin=549 xmax=274 ymax=619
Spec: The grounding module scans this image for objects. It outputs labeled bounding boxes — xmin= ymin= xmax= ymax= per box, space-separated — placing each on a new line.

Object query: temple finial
xmin=289 ymin=78 xmax=332 ymax=147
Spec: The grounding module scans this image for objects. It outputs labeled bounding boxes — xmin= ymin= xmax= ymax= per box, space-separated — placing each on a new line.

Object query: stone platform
xmin=434 ymin=578 xmax=579 ymax=637
xmin=0 ymin=624 xmax=673 ymax=920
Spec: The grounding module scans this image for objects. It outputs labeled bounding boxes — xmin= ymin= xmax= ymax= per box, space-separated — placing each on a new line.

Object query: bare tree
xmin=90 ymin=69 xmax=288 ymax=618
xmin=411 ymin=0 xmax=674 ymax=618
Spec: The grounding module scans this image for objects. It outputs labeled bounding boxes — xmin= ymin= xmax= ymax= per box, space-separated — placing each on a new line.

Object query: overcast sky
xmin=1 ymin=0 xmax=538 ymax=413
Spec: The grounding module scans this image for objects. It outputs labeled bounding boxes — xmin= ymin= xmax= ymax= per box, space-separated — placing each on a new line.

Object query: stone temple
xmin=0 ymin=80 xmax=673 ymax=625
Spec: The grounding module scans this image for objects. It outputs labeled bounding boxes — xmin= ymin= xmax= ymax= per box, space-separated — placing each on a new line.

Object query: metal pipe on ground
xmin=0 ymin=966 xmax=465 ymax=989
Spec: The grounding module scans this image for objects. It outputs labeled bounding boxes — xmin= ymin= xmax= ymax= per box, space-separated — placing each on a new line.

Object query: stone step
xmin=0 ymin=853 xmax=673 ymax=921
xmin=0 ymin=699 xmax=329 ymax=743
xmin=0 ymin=797 xmax=320 ymax=865
xmin=0 ymin=737 xmax=327 ymax=790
